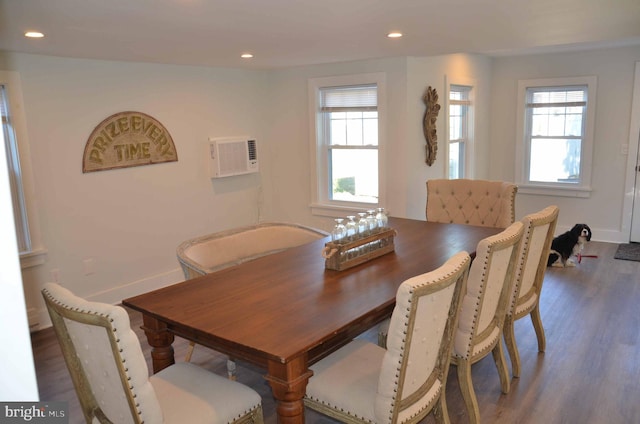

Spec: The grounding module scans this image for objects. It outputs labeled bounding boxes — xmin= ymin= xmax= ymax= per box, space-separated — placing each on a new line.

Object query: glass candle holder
xmin=331 ymin=218 xmax=347 ymax=243
xmin=376 ymin=207 xmax=388 ymax=229
xmin=366 ymin=210 xmax=378 ymax=234
xmin=357 ymin=212 xmax=369 ymax=237
xmin=345 ymin=215 xmax=358 ymax=241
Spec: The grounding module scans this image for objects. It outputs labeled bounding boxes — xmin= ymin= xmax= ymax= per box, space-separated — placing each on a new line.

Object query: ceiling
xmin=1 ymin=0 xmax=640 ymax=70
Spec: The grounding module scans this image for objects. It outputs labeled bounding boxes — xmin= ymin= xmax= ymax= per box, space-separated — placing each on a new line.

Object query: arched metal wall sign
xmin=82 ymin=111 xmax=178 ymax=173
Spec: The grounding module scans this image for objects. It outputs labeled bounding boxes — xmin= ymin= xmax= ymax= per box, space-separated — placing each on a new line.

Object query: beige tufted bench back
xmin=426 ymin=179 xmax=517 ymax=228
xmin=176 ymin=222 xmax=328 ymax=279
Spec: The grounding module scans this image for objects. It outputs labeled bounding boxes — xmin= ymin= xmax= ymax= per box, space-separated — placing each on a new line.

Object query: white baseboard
xmin=31 ymin=226 xmax=629 ymax=333
xmin=85 ymin=268 xmax=184 ymax=305
xmin=27 ymin=307 xmax=39 ymax=330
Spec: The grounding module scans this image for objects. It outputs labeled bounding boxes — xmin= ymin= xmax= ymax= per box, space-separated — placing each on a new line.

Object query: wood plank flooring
xmin=31 ymin=241 xmax=640 ymax=423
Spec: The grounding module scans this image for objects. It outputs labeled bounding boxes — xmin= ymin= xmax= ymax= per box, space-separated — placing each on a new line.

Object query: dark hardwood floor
xmin=32 ymin=241 xmax=640 ymax=423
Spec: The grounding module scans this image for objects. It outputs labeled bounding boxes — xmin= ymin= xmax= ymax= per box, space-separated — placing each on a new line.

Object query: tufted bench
xmin=425 ymin=179 xmax=517 ymax=228
xmin=177 ymin=222 xmax=328 ymax=279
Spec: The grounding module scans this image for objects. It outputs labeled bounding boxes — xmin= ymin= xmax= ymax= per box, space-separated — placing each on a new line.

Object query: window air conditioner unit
xmin=208 ymin=137 xmax=259 ymax=178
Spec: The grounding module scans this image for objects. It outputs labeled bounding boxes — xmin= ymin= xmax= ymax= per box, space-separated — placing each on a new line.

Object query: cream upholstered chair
xmin=304 ymin=251 xmax=471 ymax=424
xmin=504 ymin=205 xmax=559 ymax=378
xmin=177 ymin=222 xmax=328 ymax=375
xmin=450 ymin=221 xmax=523 ymax=424
xmin=376 ymin=179 xmax=516 ymax=348
xmin=426 ymin=179 xmax=517 ymax=228
xmin=42 ymin=283 xmax=264 ymax=424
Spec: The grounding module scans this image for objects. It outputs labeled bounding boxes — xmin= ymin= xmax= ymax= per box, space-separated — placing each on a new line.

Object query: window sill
xmin=20 ymin=247 xmax=48 ymax=269
xmin=311 ymin=202 xmax=380 ymax=218
xmin=517 ymin=184 xmax=591 ymax=198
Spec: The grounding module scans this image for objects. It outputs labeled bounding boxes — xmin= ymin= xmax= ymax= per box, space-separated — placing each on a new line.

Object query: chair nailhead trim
xmin=43 ymin=288 xmax=147 ymax=420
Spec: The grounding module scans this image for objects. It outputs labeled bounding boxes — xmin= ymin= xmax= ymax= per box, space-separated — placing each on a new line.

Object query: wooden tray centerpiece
xmin=322 ymin=227 xmax=396 ymax=271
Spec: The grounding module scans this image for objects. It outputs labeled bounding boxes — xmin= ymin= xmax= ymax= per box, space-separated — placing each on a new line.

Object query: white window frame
xmin=308 ymin=73 xmax=386 ymax=217
xmin=1 ymin=70 xmax=46 ymax=268
xmin=445 ymin=77 xmax=475 ymax=179
xmin=515 ymin=76 xmax=597 ymax=198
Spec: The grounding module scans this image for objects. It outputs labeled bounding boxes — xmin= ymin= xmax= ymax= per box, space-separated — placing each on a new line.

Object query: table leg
xmin=141 ymin=314 xmax=175 ymax=373
xmin=265 ymin=355 xmax=313 ymax=424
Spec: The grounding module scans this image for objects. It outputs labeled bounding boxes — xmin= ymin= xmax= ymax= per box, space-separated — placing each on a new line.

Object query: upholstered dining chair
xmin=504 ymin=205 xmax=559 ymax=378
xmin=450 ymin=221 xmax=523 ymax=424
xmin=426 ymin=179 xmax=517 ymax=228
xmin=304 ymin=251 xmax=471 ymax=424
xmin=42 ymin=282 xmax=264 ymax=424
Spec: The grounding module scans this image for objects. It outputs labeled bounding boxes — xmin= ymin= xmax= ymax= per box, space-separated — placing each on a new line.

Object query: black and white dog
xmin=547 ymin=224 xmax=592 ymax=267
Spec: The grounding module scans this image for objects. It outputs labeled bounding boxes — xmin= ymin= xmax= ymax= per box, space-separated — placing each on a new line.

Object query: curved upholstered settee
xmin=176 ymin=222 xmax=329 ymax=372
xmin=176 ymin=222 xmax=329 ymax=280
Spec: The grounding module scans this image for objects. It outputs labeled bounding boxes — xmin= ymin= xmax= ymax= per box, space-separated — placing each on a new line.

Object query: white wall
xmin=2 ymin=44 xmax=639 ymax=331
xmin=489 ymin=45 xmax=640 ymax=241
xmin=404 ymin=54 xmax=493 ymax=219
xmin=261 ymin=57 xmax=409 ymax=230
xmin=261 ymin=54 xmax=493 ymax=226
xmin=0 ymin=52 xmax=269 ymax=327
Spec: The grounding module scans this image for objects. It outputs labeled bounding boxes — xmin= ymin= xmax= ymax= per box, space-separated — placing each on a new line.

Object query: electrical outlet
xmin=83 ymin=258 xmax=95 ymax=275
xmin=621 ymin=144 xmax=629 ymax=155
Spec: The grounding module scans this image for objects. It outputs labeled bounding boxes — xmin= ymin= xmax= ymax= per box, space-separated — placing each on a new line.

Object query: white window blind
xmin=320 ymin=85 xmax=377 ymax=112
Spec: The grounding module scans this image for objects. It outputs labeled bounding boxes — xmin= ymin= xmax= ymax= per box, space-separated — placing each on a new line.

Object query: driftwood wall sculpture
xmin=422 ymin=86 xmax=440 ymax=166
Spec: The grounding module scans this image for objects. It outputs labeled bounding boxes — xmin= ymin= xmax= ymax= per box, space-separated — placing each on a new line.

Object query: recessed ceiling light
xmin=24 ymin=31 xmax=44 ymax=38
xmin=241 ymin=53 xmax=254 ymax=59
xmin=387 ymin=32 xmax=403 ymax=38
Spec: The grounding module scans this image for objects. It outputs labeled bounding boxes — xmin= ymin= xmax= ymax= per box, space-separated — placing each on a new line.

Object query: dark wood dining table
xmin=123 ymin=217 xmax=502 ymax=424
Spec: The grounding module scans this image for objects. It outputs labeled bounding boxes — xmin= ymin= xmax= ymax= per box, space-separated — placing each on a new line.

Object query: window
xmin=1 ymin=71 xmax=44 ymax=266
xmin=448 ymin=84 xmax=473 ymax=179
xmin=309 ymin=73 xmax=386 ymax=215
xmin=516 ymin=76 xmax=597 ymax=197
xmin=1 ymin=84 xmax=30 ymax=253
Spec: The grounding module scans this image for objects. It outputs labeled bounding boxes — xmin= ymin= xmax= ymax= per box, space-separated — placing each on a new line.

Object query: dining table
xmin=122 ymin=217 xmax=502 ymax=424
